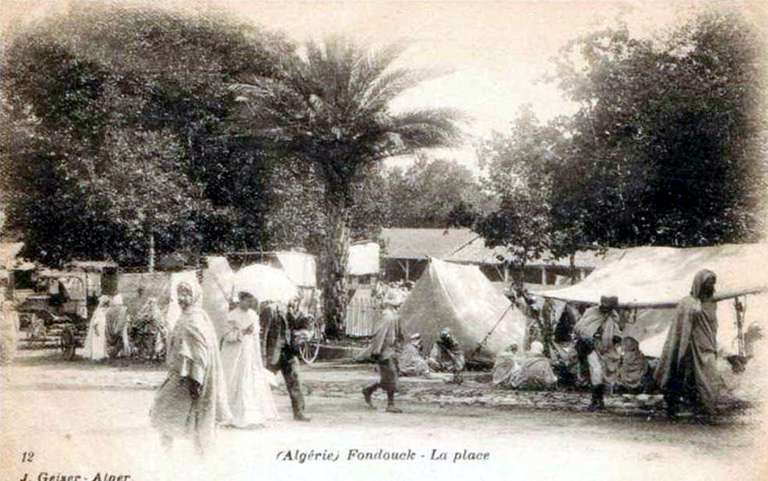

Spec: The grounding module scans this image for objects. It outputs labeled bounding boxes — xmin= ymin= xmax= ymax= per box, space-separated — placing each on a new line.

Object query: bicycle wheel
xmin=299 ymin=338 xmax=321 ymax=364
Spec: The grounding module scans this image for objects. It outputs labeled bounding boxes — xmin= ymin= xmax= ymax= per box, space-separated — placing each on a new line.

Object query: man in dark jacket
xmin=263 ymin=298 xmax=311 ymax=421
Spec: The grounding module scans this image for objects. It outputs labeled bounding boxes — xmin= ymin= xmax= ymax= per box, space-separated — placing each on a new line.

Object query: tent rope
xmin=466 ymin=302 xmax=515 ymax=363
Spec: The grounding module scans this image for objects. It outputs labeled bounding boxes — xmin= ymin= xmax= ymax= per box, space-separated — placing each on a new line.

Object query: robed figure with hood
xmin=150 ymin=282 xmax=231 ymax=455
xmin=362 ymin=292 xmax=405 ymax=413
xmin=655 ymin=269 xmax=720 ymax=418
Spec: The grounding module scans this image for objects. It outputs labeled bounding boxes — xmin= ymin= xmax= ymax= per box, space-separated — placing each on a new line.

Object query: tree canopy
xmin=476 ymin=11 xmax=766 ymax=277
xmin=0 ymin=7 xmax=294 ymax=266
xmin=385 ymin=155 xmax=492 ymax=229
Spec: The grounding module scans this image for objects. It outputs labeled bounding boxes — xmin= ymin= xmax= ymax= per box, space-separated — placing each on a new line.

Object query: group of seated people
xmin=395 ymin=328 xmax=467 ymax=383
xmin=391 ymin=299 xmax=658 ymax=396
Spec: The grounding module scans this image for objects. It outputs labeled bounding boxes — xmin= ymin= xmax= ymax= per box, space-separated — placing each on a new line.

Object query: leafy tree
xmin=232 ymin=37 xmax=462 ymax=337
xmin=550 ymin=11 xmax=766 ymax=247
xmin=475 ymin=106 xmax=561 ymax=287
xmin=385 ymin=155 xmax=491 ymax=228
xmin=260 ymin=159 xmax=389 ymax=254
xmin=477 ymin=11 xmax=766 ymax=291
xmin=0 ymin=6 xmax=292 ymax=266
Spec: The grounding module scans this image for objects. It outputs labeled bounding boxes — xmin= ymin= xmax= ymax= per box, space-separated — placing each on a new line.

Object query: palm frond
xmin=386 ymin=108 xmax=466 ymax=149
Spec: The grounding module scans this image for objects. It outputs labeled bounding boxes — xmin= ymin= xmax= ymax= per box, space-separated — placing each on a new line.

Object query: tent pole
xmin=405 ymin=259 xmax=410 ymax=282
xmin=734 ymin=297 xmax=745 ymax=357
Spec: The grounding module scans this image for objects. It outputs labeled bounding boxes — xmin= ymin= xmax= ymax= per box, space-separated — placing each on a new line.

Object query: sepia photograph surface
xmin=1 ymin=1 xmax=767 ymax=481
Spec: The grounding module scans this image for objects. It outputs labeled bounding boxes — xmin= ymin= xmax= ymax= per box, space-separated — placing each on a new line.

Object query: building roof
xmin=379 ymin=228 xmax=615 ymax=269
xmin=446 ymin=235 xmax=617 ymax=269
xmin=66 ymin=260 xmax=118 ymax=272
xmin=379 ymin=228 xmax=478 ymax=261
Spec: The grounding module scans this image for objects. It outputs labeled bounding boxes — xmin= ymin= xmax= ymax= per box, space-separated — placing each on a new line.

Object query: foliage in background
xmin=0 ymin=6 xmax=292 ymax=266
xmin=385 ymin=155 xmax=492 ymax=229
xmin=550 ymin=11 xmax=766 ymax=247
xmin=476 ymin=11 xmax=767 ymax=281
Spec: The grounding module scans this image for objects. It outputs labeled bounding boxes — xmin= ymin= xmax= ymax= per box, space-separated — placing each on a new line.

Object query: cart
xmin=15 ymin=271 xmax=92 ymax=359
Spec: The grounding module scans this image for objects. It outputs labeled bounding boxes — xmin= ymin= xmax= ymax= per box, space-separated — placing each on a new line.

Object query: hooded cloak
xmin=654 ymin=269 xmax=719 ymax=413
xmin=150 ymin=282 xmax=231 ymax=445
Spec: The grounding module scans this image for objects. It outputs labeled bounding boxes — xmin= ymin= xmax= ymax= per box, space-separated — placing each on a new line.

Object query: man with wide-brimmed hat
xmin=573 ymin=295 xmax=622 ymax=411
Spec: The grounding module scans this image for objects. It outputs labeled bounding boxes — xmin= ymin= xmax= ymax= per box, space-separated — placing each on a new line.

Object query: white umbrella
xmin=233 ymin=264 xmax=299 ymax=303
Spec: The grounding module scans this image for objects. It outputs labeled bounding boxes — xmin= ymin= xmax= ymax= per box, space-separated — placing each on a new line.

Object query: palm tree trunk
xmin=321 ymin=196 xmax=351 ymax=339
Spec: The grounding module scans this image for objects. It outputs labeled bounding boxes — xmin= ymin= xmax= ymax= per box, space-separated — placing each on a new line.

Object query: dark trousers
xmin=270 ymin=348 xmax=305 ymax=417
xmin=365 ymin=358 xmax=399 ymax=401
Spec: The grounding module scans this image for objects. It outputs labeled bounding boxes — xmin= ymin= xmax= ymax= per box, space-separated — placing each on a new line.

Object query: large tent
xmin=399 ymin=258 xmax=528 ymax=364
xmin=534 ymin=244 xmax=768 ymax=357
xmin=201 ymin=256 xmax=236 ymax=336
xmin=274 ymin=251 xmax=316 ymax=288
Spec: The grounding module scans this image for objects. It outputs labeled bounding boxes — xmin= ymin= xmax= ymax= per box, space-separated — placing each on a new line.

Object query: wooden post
xmin=735 ymin=297 xmax=745 ymax=357
xmin=540 ymin=265 xmax=547 ymax=285
xmin=405 ymin=259 xmax=410 ymax=282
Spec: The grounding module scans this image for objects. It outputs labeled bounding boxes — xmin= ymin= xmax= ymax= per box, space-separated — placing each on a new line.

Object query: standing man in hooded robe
xmin=82 ymin=295 xmax=110 ymax=361
xmin=655 ymin=270 xmax=720 ymax=418
xmin=150 ymin=282 xmax=231 ymax=455
xmin=362 ymin=294 xmax=405 ymax=413
xmin=573 ymin=296 xmax=622 ymax=411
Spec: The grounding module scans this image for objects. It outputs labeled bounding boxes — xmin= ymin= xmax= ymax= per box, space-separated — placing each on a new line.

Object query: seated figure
xmin=397 ymin=333 xmax=431 ymax=378
xmin=493 ymin=342 xmax=558 ymax=390
xmin=428 ymin=328 xmax=465 ymax=384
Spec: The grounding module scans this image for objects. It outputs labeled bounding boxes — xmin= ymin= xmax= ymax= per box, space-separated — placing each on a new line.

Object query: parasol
xmin=233 ymin=264 xmax=299 ymax=303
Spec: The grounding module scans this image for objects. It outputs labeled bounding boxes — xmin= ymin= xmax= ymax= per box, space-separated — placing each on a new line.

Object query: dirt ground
xmin=2 ymin=349 xmax=767 ymax=481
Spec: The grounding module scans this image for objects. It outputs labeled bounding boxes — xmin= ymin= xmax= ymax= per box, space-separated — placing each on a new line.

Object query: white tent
xmin=535 ymin=244 xmax=768 ymax=357
xmin=399 ymin=258 xmax=528 ymax=365
xmin=202 ymin=256 xmax=236 ymax=336
xmin=274 ymin=251 xmax=316 ymax=288
xmin=347 ymin=242 xmax=380 ymax=276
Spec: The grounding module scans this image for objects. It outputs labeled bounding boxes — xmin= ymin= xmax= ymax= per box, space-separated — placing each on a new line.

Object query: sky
xmin=2 ymin=0 xmax=766 ymax=173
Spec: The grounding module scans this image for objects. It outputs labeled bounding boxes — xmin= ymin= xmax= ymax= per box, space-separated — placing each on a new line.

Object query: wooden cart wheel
xmin=299 ymin=323 xmax=322 ymax=364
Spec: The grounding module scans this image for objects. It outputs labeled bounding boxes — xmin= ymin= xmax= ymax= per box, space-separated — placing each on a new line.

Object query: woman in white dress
xmin=220 ymin=291 xmax=279 ymax=428
xmin=82 ymin=295 xmax=110 ymax=361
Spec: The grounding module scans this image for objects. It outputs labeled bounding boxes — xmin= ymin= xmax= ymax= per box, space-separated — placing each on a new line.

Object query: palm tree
xmin=232 ymin=36 xmax=462 ymax=337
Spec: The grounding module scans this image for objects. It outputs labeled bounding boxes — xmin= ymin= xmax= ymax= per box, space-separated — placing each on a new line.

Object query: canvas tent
xmin=348 ymin=242 xmax=380 ymax=276
xmin=201 ymin=256 xmax=236 ymax=337
xmin=534 ymin=244 xmax=768 ymax=357
xmin=399 ymin=258 xmax=528 ymax=364
xmin=274 ymin=251 xmax=316 ymax=288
